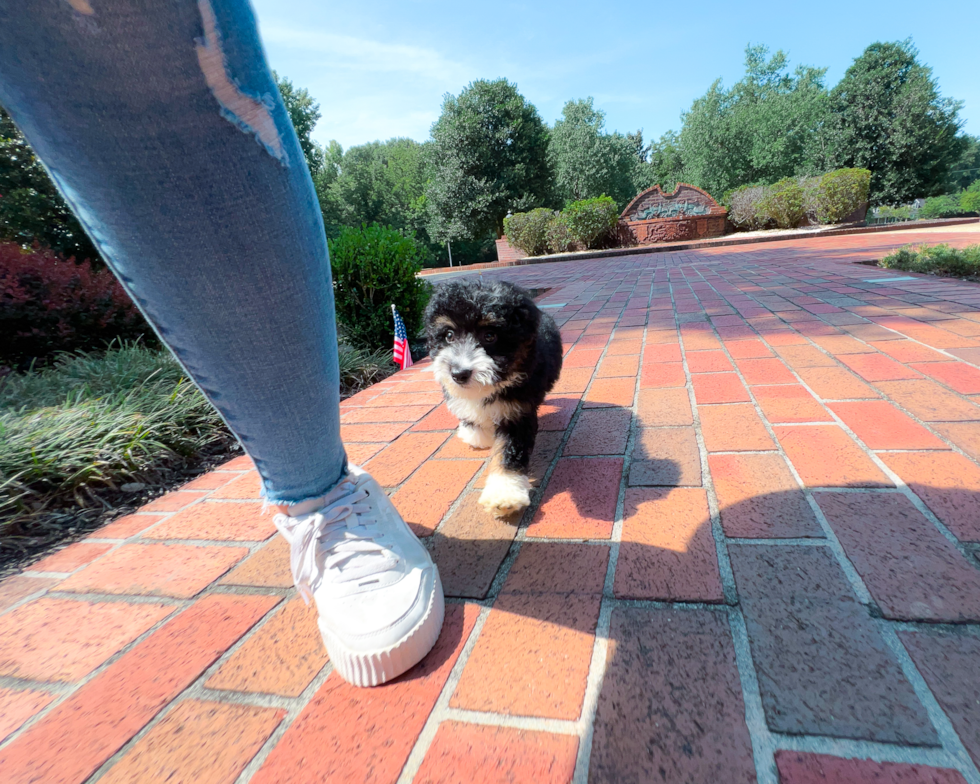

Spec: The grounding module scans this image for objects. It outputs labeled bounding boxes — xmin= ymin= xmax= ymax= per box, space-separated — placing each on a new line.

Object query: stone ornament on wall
xmin=622 ymin=183 xmax=728 ymax=244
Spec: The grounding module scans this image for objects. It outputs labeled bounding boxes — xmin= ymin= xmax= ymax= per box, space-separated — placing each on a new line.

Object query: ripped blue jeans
xmin=0 ymin=0 xmax=347 ymax=505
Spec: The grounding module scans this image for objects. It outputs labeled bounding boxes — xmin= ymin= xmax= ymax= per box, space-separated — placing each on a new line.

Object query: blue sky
xmin=251 ymin=0 xmax=979 ymax=152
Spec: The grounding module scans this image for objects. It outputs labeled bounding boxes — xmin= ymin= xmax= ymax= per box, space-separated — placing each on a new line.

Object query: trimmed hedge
xmin=726 ymin=168 xmax=871 ymax=230
xmin=503 ymin=208 xmax=553 ymax=256
xmin=545 ymin=213 xmax=575 ymax=253
xmin=812 ymin=168 xmax=872 ymax=223
xmin=757 ymin=178 xmax=806 ymax=230
xmin=561 ymin=196 xmax=619 ymax=247
xmin=504 ymin=196 xmax=620 ymax=256
xmin=329 ymin=224 xmax=432 ymax=351
xmin=726 ymin=185 xmax=768 ymax=230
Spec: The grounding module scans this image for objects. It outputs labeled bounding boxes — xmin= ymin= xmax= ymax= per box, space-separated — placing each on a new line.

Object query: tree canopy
xmin=426 ymin=79 xmax=552 ymax=241
xmin=0 ymin=107 xmax=101 ymax=263
xmin=274 ymin=72 xmax=325 ymax=177
xmin=549 ymin=98 xmax=641 ymax=208
xmin=945 ymin=135 xmax=980 ymax=193
xmin=817 ymin=40 xmax=964 ymax=204
xmin=675 ymin=45 xmax=828 ymax=198
xmin=317 ymin=138 xmax=430 ymax=243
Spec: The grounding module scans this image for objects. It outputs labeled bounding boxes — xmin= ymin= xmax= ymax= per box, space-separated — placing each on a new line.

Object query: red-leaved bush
xmin=0 ymin=241 xmax=155 ymax=369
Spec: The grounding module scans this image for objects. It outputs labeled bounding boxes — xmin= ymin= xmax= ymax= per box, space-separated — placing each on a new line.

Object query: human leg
xmin=0 ymin=0 xmax=443 ymax=685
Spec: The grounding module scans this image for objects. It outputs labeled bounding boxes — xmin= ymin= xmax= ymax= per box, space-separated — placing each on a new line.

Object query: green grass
xmin=0 ymin=343 xmax=230 ymax=519
xmin=880 ymin=243 xmax=980 ymax=278
xmin=0 ymin=341 xmax=396 ymax=522
xmin=337 ymin=344 xmax=396 ymax=397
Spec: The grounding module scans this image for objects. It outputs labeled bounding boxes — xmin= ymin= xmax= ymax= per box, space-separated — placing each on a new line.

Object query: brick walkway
xmin=3 ymin=224 xmax=980 ymax=784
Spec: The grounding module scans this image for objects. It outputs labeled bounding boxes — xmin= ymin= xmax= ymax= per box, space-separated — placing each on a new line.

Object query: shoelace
xmin=274 ymin=479 xmax=397 ymax=603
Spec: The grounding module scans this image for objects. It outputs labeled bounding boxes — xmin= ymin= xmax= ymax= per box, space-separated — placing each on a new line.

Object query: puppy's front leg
xmin=458 ymin=420 xmax=495 ymax=449
xmin=479 ymin=412 xmax=537 ymax=518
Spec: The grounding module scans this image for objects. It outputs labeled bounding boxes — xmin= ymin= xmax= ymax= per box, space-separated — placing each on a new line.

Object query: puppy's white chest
xmin=446 ymin=395 xmax=521 ymax=428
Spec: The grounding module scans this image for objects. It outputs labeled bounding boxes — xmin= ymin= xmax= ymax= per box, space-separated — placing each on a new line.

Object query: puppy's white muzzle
xmin=432 ymin=335 xmax=498 ymax=398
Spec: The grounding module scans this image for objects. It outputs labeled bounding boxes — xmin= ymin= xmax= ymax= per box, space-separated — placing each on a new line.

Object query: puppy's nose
xmin=451 ymin=367 xmax=472 ymax=384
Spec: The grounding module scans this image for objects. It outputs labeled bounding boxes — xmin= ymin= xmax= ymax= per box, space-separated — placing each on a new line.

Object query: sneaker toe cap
xmin=318 ymin=566 xmax=436 ymax=651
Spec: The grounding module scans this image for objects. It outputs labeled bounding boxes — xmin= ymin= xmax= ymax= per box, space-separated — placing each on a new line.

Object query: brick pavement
xmin=3 ymin=224 xmax=980 ymax=783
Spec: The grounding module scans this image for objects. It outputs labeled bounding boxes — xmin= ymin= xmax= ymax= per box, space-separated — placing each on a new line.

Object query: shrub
xmin=757 ymin=178 xmax=806 ymax=229
xmin=880 ymin=243 xmax=980 ymax=278
xmin=812 ymin=168 xmax=871 ymax=223
xmin=726 ymin=168 xmax=871 ymax=230
xmin=328 ymin=224 xmax=431 ymax=351
xmin=920 ymin=195 xmax=970 ymax=219
xmin=561 ymin=196 xmax=620 ymax=248
xmin=0 ymin=242 xmax=154 ymax=370
xmin=726 ymin=185 xmax=769 ymax=229
xmin=545 ymin=213 xmax=575 ymax=253
xmin=504 ymin=208 xmax=554 ymax=256
xmin=960 ymin=180 xmax=980 ymax=215
xmin=874 ymin=205 xmax=914 ymax=221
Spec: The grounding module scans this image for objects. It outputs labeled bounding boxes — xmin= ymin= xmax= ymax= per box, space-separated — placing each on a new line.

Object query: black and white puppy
xmin=425 ymin=279 xmax=563 ymax=518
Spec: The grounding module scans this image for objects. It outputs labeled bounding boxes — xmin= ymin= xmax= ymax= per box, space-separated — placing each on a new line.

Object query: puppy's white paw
xmin=480 ymin=471 xmax=532 ymax=518
xmin=458 ymin=423 xmax=494 ymax=449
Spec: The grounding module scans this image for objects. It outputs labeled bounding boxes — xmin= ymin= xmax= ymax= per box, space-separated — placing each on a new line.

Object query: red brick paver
xmin=0 ymin=598 xmax=174 ymax=682
xmin=414 ymin=722 xmax=577 ymax=784
xmin=7 ymin=226 xmax=980 ymax=784
xmin=452 ymin=544 xmax=606 ymax=719
xmin=589 ymin=608 xmax=756 ymax=783
xmin=98 ymin=700 xmax=285 ymax=784
xmin=775 ymin=752 xmax=967 ymax=783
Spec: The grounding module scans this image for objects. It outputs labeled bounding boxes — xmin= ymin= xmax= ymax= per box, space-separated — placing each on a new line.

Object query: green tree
xmin=944 ymin=134 xmax=980 ymax=193
xmin=678 ymin=46 xmax=828 ymax=198
xmin=427 ymin=79 xmax=552 ymax=241
xmin=646 ymin=130 xmax=686 ymax=193
xmin=312 ymin=139 xmax=344 ymax=217
xmin=0 ymin=107 xmax=101 ymax=262
xmin=548 ymin=98 xmax=640 ymax=208
xmin=818 ymin=40 xmax=963 ymax=205
xmin=273 ymin=72 xmax=324 ymax=177
xmin=625 ymin=130 xmax=650 ymax=163
xmin=319 ymin=138 xmax=430 ymax=242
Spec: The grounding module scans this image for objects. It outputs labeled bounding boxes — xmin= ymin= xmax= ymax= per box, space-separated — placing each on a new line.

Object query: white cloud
xmin=259 ymin=26 xmax=468 ymax=86
xmin=256 ymin=24 xmax=479 ymax=147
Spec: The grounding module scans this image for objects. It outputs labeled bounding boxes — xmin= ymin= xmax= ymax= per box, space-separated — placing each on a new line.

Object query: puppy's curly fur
xmin=425 ymin=279 xmax=562 ymax=517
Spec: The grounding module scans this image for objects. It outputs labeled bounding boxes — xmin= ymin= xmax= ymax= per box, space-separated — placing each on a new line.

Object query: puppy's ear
xmin=515 ymin=296 xmax=541 ymax=334
xmin=423 ymin=287 xmax=445 ymax=354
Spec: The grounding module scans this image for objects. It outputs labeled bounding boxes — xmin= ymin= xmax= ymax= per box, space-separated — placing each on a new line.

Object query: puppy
xmin=424 ymin=279 xmax=563 ymax=518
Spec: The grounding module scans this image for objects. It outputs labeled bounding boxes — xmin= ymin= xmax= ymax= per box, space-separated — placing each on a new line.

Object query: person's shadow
xmin=396 ymin=401 xmax=980 ymax=782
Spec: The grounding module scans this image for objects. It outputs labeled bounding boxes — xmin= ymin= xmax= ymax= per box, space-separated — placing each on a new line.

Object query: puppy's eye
xmin=445 ymin=330 xmax=455 ymax=343
xmin=482 ymin=331 xmax=497 ymax=344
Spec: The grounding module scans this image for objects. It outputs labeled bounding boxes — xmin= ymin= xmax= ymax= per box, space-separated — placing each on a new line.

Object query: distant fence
xmin=866 ymin=216 xmax=916 ymax=226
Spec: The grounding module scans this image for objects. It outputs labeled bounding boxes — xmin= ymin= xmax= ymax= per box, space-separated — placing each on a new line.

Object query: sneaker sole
xmin=321 ymin=567 xmax=445 ymax=688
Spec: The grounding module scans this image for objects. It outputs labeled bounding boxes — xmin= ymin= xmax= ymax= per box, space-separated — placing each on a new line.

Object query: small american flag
xmin=392 ymin=304 xmax=413 ymax=370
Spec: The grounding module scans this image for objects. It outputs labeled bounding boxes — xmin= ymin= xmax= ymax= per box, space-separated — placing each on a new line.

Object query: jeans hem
xmin=259 ymin=461 xmax=349 ymax=509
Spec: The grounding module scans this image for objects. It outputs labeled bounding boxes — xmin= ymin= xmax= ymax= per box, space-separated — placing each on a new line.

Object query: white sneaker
xmin=273 ymin=465 xmax=445 ymax=687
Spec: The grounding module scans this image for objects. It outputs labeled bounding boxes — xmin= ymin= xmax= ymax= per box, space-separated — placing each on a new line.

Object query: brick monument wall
xmin=622 ymin=184 xmax=728 ymax=245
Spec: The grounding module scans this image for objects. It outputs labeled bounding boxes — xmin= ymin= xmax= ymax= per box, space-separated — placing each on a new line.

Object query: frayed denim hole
xmin=194 ymin=0 xmax=288 ymax=166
